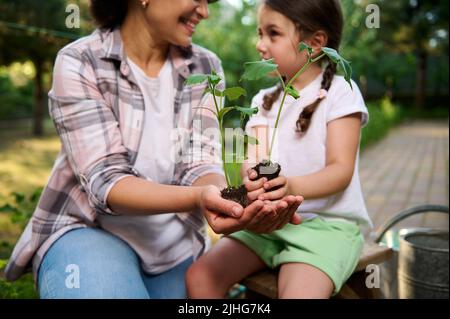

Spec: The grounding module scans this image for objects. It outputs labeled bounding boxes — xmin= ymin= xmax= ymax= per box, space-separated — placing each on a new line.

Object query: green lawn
xmin=0 ymin=120 xmax=58 ymax=298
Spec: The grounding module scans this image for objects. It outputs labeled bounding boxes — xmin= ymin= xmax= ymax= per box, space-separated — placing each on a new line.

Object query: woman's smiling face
xmin=141 ymin=0 xmax=210 ymax=47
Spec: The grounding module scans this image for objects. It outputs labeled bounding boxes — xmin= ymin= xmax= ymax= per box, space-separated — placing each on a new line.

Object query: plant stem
xmin=209 ymin=83 xmax=231 ymax=187
xmin=210 ymin=83 xmax=221 ymax=116
xmin=220 ymin=122 xmax=231 ymax=187
xmin=276 ymin=70 xmax=286 ymax=91
xmin=268 ymin=53 xmax=326 ymax=160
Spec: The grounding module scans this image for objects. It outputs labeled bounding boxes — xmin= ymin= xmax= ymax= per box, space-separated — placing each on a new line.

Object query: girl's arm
xmin=261 ymin=113 xmax=362 ymax=200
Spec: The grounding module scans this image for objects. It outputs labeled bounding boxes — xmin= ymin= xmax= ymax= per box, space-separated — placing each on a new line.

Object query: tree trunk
xmin=414 ymin=50 xmax=427 ymax=111
xmin=33 ymin=60 xmax=44 ymax=136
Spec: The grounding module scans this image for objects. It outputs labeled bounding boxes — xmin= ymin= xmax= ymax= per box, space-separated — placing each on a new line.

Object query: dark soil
xmin=252 ymin=160 xmax=281 ymax=181
xmin=221 ymin=185 xmax=249 ymax=208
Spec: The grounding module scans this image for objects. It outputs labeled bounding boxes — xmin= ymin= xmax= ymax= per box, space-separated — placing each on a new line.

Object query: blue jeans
xmin=37 ymin=227 xmax=193 ymax=299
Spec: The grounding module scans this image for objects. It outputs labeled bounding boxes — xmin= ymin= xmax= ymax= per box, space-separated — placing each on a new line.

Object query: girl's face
xmin=142 ymin=0 xmax=209 ymax=47
xmin=256 ymin=4 xmax=307 ymax=80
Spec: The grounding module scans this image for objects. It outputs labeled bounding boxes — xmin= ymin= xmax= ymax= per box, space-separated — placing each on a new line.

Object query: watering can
xmin=373 ymin=205 xmax=449 ymax=299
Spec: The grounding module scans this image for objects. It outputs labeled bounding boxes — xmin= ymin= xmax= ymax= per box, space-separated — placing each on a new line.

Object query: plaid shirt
xmin=5 ymin=28 xmax=224 ymax=282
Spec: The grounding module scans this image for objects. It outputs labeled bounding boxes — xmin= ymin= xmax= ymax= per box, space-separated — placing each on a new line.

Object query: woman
xmin=5 ymin=0 xmax=302 ymax=298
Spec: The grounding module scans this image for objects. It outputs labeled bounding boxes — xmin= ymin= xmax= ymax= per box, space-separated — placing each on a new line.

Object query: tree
xmin=0 ymin=0 xmax=89 ymax=136
xmin=369 ymin=0 xmax=449 ymax=110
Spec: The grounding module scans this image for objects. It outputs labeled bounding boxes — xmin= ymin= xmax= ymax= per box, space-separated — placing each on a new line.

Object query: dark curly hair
xmin=89 ymin=0 xmax=220 ymax=29
xmin=89 ymin=0 xmax=128 ymax=29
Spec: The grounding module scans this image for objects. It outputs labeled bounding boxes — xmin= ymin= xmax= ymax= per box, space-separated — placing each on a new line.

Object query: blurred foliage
xmin=341 ymin=0 xmax=448 ymax=110
xmin=0 ymin=71 xmax=33 ymax=120
xmin=0 ymin=0 xmax=448 ymax=122
xmin=0 ymin=190 xmax=42 ymax=299
xmin=0 ymin=189 xmax=42 ymax=229
xmin=361 ymin=97 xmax=405 ymax=151
xmin=0 ymin=267 xmax=38 ymax=299
xmin=194 ymin=0 xmax=277 ymax=108
xmin=0 ymin=0 xmax=90 ymax=134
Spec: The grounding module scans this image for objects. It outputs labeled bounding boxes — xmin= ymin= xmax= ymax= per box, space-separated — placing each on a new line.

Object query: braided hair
xmin=261 ymin=0 xmax=343 ymax=135
xmin=296 ymin=62 xmax=336 ymax=133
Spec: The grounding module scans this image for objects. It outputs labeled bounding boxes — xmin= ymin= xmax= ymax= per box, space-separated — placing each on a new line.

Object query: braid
xmin=296 ymin=60 xmax=337 ymax=134
xmin=262 ymin=84 xmax=283 ymax=111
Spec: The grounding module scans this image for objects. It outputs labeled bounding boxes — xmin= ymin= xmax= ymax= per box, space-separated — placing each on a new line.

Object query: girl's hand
xmin=245 ymin=168 xmax=290 ymax=202
xmin=257 ymin=175 xmax=289 ymax=202
xmin=244 ymin=174 xmax=268 ymax=202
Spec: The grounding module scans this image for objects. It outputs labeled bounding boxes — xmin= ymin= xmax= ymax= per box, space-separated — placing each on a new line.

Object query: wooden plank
xmin=355 ymin=243 xmax=393 ymax=271
xmin=241 ymin=243 xmax=393 ymax=299
xmin=242 ymin=269 xmax=278 ymax=299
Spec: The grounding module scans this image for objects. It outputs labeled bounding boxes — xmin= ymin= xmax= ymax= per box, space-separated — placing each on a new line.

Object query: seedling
xmin=186 ymin=42 xmax=353 ymax=205
xmin=186 ymin=71 xmax=258 ymax=207
xmin=241 ymin=42 xmax=353 ymax=181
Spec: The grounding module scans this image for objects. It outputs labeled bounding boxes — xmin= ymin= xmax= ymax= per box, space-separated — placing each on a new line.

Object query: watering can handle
xmin=373 ymin=204 xmax=449 ymax=244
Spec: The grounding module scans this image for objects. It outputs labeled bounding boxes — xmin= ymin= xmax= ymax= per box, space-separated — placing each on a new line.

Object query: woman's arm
xmin=107 ymin=177 xmax=201 ymax=215
xmin=263 ymin=113 xmax=362 ymax=200
xmin=107 ymin=173 xmax=228 ymax=215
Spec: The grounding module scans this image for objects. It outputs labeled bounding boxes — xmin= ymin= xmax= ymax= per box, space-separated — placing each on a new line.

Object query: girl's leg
xmin=186 ymin=238 xmax=266 ymax=299
xmin=142 ymin=256 xmax=193 ymax=299
xmin=278 ymin=263 xmax=334 ymax=299
xmin=37 ymin=227 xmax=150 ymax=299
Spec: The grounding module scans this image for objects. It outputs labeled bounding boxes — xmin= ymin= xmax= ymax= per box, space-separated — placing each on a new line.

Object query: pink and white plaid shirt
xmin=5 ymin=28 xmax=224 ymax=282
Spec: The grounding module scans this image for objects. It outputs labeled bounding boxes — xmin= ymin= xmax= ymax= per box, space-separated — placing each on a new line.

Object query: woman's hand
xmin=198 ymin=185 xmax=243 ymax=233
xmin=197 ymin=185 xmax=302 ymax=236
xmin=198 ymin=185 xmax=265 ymax=235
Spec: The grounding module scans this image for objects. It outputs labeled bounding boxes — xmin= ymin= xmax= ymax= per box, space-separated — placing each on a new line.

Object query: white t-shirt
xmin=246 ymin=72 xmax=373 ymax=234
xmin=97 ymin=58 xmax=193 ymax=274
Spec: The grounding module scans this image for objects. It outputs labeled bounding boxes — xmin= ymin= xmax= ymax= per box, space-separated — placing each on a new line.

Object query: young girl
xmin=186 ymin=0 xmax=373 ymax=299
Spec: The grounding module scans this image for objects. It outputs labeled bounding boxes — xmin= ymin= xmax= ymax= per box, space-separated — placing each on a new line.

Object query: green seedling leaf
xmin=193 ymin=107 xmax=218 ymax=117
xmin=205 ymin=87 xmax=225 ymax=97
xmin=322 ymin=47 xmax=353 ymax=90
xmin=299 ymin=42 xmax=313 ymax=55
xmin=321 ymin=47 xmax=342 ymax=64
xmin=339 ymin=58 xmax=353 ymax=89
xmin=207 ymin=73 xmax=222 ymax=86
xmin=224 ymin=87 xmax=247 ymax=101
xmin=235 ymin=106 xmax=259 ymax=116
xmin=286 ymin=85 xmax=300 ymax=99
xmin=186 ymin=74 xmax=208 ymax=86
xmin=242 ymin=59 xmax=278 ymax=81
xmin=218 ymin=107 xmax=234 ymax=123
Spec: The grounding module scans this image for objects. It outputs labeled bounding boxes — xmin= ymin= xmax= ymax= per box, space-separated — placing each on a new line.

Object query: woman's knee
xmin=38 ymin=227 xmax=149 ymax=299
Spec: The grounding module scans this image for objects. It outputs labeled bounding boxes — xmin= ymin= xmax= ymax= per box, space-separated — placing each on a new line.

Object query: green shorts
xmin=228 ymin=217 xmax=364 ymax=295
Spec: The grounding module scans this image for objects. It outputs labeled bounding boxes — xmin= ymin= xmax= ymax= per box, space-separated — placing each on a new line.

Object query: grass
xmin=0 ymin=119 xmax=57 ymax=299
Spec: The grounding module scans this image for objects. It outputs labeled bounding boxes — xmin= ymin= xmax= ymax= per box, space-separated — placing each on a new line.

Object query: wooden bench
xmin=241 ymin=243 xmax=393 ymax=299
